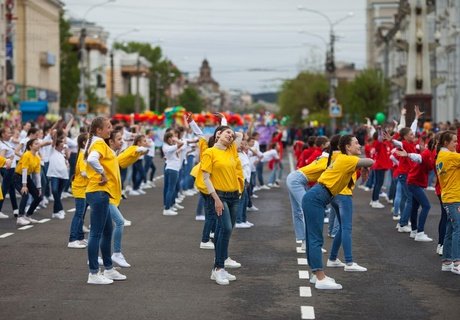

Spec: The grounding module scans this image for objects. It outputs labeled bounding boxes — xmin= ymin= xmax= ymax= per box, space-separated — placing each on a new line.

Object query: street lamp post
xmin=110 ymin=28 xmax=139 ymax=116
xmin=78 ymin=0 xmax=115 ymax=113
xmin=298 ymin=6 xmax=353 ymax=134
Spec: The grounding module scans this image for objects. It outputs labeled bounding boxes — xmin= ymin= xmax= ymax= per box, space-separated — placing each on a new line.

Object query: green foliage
xmin=116 ymin=94 xmax=145 ymax=114
xmin=59 ymin=14 xmax=79 ymax=110
xmin=114 ymin=42 xmax=181 ymax=112
xmin=340 ymin=69 xmax=390 ymax=121
xmin=178 ymin=87 xmax=204 ymax=113
xmin=278 ymin=72 xmax=329 ymax=125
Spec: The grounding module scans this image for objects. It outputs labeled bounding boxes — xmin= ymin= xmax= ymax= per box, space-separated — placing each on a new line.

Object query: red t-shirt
xmin=297 ymin=148 xmax=314 ymax=168
xmin=397 ymin=140 xmax=417 ymax=175
xmin=293 ymin=141 xmax=304 ymax=160
xmin=407 ymin=149 xmax=434 ymax=188
xmin=373 ymin=140 xmax=392 ymax=170
xmin=305 ymin=147 xmax=322 ymax=165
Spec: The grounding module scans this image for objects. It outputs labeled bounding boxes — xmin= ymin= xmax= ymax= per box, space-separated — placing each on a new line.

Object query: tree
xmin=178 ymin=87 xmax=204 ymax=113
xmin=117 ymin=94 xmax=145 ymax=114
xmin=113 ymin=42 xmax=181 ymax=112
xmin=59 ymin=14 xmax=79 ymax=110
xmin=278 ymin=72 xmax=329 ymax=124
xmin=340 ymin=69 xmax=390 ymax=122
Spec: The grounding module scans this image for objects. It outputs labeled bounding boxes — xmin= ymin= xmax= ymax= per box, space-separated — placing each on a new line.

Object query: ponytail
xmin=326 ymin=134 xmax=341 ymax=168
xmin=84 ymin=116 xmax=107 ymax=160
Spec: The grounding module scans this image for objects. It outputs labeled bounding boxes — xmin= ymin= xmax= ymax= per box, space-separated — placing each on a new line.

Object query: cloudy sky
xmin=63 ymin=0 xmax=366 ymax=93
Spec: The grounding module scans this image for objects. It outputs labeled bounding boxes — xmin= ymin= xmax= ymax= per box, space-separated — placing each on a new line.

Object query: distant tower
xmin=404 ymin=0 xmax=434 ymax=119
xmin=197 ymin=59 xmax=219 ymax=92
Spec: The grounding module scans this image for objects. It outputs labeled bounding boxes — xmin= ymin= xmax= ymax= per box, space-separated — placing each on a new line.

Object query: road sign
xmin=329 ymin=104 xmax=342 ymax=118
xmin=76 ymin=102 xmax=88 ymax=114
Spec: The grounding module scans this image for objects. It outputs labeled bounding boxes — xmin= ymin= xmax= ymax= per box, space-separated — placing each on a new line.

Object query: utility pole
xmin=135 ymin=55 xmax=141 ymax=113
xmin=78 ymin=26 xmax=87 ymax=108
xmin=110 ymin=50 xmax=115 ymax=115
xmin=155 ymin=72 xmax=160 ymax=113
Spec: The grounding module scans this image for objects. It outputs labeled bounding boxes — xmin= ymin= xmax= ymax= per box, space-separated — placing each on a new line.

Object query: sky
xmin=63 ymin=0 xmax=367 ymax=94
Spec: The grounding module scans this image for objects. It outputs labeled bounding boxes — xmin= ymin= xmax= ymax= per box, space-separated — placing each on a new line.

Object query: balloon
xmin=375 ymin=112 xmax=386 ymax=124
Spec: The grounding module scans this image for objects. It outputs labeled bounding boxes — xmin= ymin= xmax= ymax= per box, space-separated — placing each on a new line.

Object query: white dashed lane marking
xmin=67 ymin=208 xmax=76 ymax=213
xmin=301 ymin=306 xmax=315 ymax=319
xmin=299 ymin=286 xmax=312 ymax=297
xmin=17 ymin=225 xmax=34 ymax=230
xmin=297 ymin=247 xmax=306 ymax=254
xmin=297 ymin=258 xmax=308 ymax=265
xmin=298 ymin=270 xmax=310 ymax=279
xmin=39 ymin=219 xmax=50 ymax=223
xmin=0 ymin=232 xmax=14 ymax=238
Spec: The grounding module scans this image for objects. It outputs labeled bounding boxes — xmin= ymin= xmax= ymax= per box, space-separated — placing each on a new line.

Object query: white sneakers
xmin=112 ymin=252 xmax=131 ymax=268
xmin=315 ymin=276 xmax=342 ymax=290
xmin=409 ymin=230 xmax=417 ymax=239
xmin=370 ymin=200 xmax=385 ymax=209
xmin=344 ymin=263 xmax=367 ymax=272
xmin=200 ymin=241 xmax=215 ymax=250
xmin=398 ymin=225 xmax=412 ymax=233
xmin=124 ymin=219 xmax=132 ymax=227
xmin=0 ymin=212 xmax=9 ymax=219
xmin=174 ymin=204 xmax=184 ymax=210
xmin=16 ymin=217 xmax=30 ymax=226
xmin=129 ymin=190 xmax=141 ymax=196
xmin=163 ymin=209 xmax=177 ymax=216
xmin=442 ymin=263 xmax=460 ymax=275
xmin=326 ymin=259 xmax=346 ymax=268
xmin=235 ymin=222 xmax=252 ymax=228
xmin=87 ymin=272 xmax=113 ymax=285
xmin=392 ymin=215 xmax=401 ymax=221
xmin=436 ymin=244 xmax=443 ymax=256
xmin=52 ymin=210 xmax=65 ymax=220
xmin=212 ymin=268 xmax=229 ymax=285
xmin=246 ymin=206 xmax=259 ymax=212
xmin=24 ymin=216 xmax=39 ymax=223
xmin=224 ymin=257 xmax=241 ymax=269
xmin=68 ymin=240 xmax=86 ymax=249
xmin=414 ymin=232 xmax=433 ymax=242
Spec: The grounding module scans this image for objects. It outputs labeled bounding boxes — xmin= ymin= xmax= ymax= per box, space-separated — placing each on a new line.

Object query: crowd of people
xmin=289 ymin=106 xmax=460 ymax=290
xmin=0 ymin=107 xmax=458 ymax=288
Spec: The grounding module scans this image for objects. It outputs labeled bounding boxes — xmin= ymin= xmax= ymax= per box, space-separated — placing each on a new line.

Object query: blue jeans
xmin=302 ymin=184 xmax=332 ymax=272
xmin=132 ymin=159 xmax=145 ymax=191
xmin=388 ymin=172 xmax=396 ymax=201
xmin=182 ymin=155 xmax=195 ymax=190
xmin=256 ymin=162 xmax=264 ymax=186
xmin=365 ymin=169 xmax=375 ymax=188
xmin=196 ymin=193 xmax=205 ymax=217
xmin=201 ymin=193 xmax=217 ymax=243
xmin=397 ymin=174 xmax=412 ymax=226
xmin=236 ymin=185 xmax=249 ymax=223
xmin=65 ymin=152 xmax=77 ymax=192
xmin=50 ymin=177 xmax=68 ymax=213
xmin=43 ymin=162 xmax=51 ymax=197
xmin=328 ymin=203 xmax=340 ymax=237
xmin=143 ymin=155 xmax=156 ymax=182
xmin=86 ymin=191 xmax=112 ymax=274
xmin=69 ymin=197 xmax=88 ymax=242
xmin=14 ymin=174 xmax=42 ymax=217
xmin=120 ymin=167 xmax=127 ymax=188
xmin=438 ymin=195 xmax=448 ymax=245
xmin=247 ymin=172 xmax=256 ymax=208
xmin=268 ymin=161 xmax=280 ymax=184
xmin=329 ymin=195 xmax=354 ymax=264
xmin=372 ymin=169 xmax=386 ymax=201
xmin=213 ymin=191 xmax=240 ymax=269
xmin=408 ymin=184 xmax=431 ymax=232
xmin=0 ymin=167 xmax=18 ymax=211
xmin=109 ymin=204 xmax=125 ymax=253
xmin=286 ymin=171 xmax=308 ymax=241
xmin=163 ymin=169 xmax=179 ymax=210
xmin=443 ymin=202 xmax=460 ymax=263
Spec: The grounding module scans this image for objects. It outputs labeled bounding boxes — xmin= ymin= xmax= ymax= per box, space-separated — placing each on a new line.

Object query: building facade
xmin=13 ymin=0 xmax=62 ymax=113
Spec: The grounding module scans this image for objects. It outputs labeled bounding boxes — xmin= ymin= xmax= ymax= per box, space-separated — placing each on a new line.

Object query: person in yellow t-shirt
xmin=13 ymin=139 xmax=43 ymax=226
xmin=286 ymin=135 xmax=338 ymax=252
xmin=0 ymin=153 xmax=12 ymax=219
xmin=435 ymin=130 xmax=460 ymax=273
xmin=301 ymin=135 xmax=374 ymax=290
xmin=84 ymin=117 xmax=126 ymax=285
xmin=200 ymin=125 xmax=244 ymax=285
xmin=68 ymin=133 xmax=89 ymax=249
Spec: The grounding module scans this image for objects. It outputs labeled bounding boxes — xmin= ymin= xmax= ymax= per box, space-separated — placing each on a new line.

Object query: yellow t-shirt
xmin=200 ymin=146 xmax=244 ymax=194
xmin=339 ymin=171 xmax=357 ymax=196
xmin=118 ymin=145 xmax=143 ymax=169
xmin=15 ymin=151 xmax=41 ymax=175
xmin=436 ymin=150 xmax=460 ymax=203
xmin=318 ymin=153 xmax=360 ymax=196
xmin=72 ymin=150 xmax=88 ymax=199
xmin=298 ymin=151 xmax=339 ymax=183
xmin=0 ymin=156 xmax=6 ymax=200
xmin=85 ymin=138 xmax=122 ymax=206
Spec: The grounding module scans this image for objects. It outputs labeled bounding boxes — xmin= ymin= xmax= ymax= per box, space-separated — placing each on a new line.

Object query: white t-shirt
xmin=39 ymin=134 xmax=53 ymax=163
xmin=261 ymin=149 xmax=279 ymax=163
xmin=163 ymin=143 xmax=183 ymax=171
xmin=238 ymin=151 xmax=251 ymax=183
xmin=67 ymin=136 xmax=78 ymax=153
xmin=46 ymin=148 xmax=69 ymax=179
xmin=147 ymin=137 xmax=156 ymax=157
xmin=0 ymin=140 xmax=16 ymax=168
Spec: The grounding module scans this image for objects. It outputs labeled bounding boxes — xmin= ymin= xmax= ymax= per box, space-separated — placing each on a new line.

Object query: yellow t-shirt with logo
xmin=118 ymin=145 xmax=143 ymax=169
xmin=200 ymin=146 xmax=244 ymax=194
xmin=15 ymin=151 xmax=41 ymax=175
xmin=436 ymin=150 xmax=460 ymax=203
xmin=85 ymin=138 xmax=122 ymax=206
xmin=318 ymin=153 xmax=360 ymax=196
xmin=72 ymin=150 xmax=88 ymax=199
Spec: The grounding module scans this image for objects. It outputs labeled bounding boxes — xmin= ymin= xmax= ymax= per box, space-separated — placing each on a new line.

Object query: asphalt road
xmin=0 ymin=163 xmax=459 ymax=320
